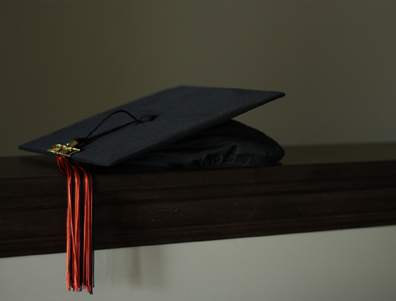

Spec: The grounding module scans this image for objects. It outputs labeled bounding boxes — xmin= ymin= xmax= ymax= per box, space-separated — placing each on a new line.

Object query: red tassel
xmin=57 ymin=155 xmax=93 ymax=294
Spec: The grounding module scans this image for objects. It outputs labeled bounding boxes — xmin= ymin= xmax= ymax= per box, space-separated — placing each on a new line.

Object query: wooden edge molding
xmin=1 ymin=144 xmax=396 ymax=258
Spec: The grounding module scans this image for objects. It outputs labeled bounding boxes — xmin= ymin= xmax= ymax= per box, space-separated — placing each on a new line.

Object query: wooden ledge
xmin=1 ymin=143 xmax=396 ymax=258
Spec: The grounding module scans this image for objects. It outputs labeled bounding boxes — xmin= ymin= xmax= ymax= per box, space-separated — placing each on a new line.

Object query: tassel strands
xmin=57 ymin=155 xmax=94 ymax=294
xmin=47 ymin=113 xmax=142 ymax=294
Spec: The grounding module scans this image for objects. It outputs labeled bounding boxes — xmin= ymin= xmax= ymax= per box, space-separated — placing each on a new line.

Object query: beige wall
xmin=1 ymin=2 xmax=396 ymax=301
xmin=2 ymin=2 xmax=396 ymax=157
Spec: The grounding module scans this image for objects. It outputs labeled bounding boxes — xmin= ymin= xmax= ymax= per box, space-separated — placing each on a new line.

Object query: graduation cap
xmin=18 ymin=86 xmax=285 ymax=293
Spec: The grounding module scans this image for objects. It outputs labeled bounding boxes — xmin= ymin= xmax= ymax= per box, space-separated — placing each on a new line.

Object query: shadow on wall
xmin=103 ymin=246 xmax=165 ymax=290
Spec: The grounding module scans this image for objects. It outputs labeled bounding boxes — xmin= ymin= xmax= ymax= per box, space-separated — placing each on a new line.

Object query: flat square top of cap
xmin=19 ymin=86 xmax=285 ymax=166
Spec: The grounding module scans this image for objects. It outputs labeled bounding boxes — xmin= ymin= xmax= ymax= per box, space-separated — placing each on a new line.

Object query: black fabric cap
xmin=125 ymin=120 xmax=284 ymax=168
xmin=19 ymin=86 xmax=285 ymax=167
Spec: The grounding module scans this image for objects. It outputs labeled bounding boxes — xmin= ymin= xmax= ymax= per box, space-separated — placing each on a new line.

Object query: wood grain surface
xmin=1 ymin=143 xmax=396 ymax=258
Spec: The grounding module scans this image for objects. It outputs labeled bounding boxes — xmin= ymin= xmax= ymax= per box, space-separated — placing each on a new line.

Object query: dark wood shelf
xmin=1 ymin=143 xmax=396 ymax=258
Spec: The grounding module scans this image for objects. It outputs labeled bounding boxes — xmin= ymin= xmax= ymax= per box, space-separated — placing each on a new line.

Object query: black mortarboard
xmin=19 ymin=86 xmax=285 ymax=167
xmin=18 ymin=86 xmax=285 ymax=293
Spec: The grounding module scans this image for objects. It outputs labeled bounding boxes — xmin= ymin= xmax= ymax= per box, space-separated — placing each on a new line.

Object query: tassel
xmin=47 ymin=112 xmax=140 ymax=293
xmin=57 ymin=155 xmax=93 ymax=294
